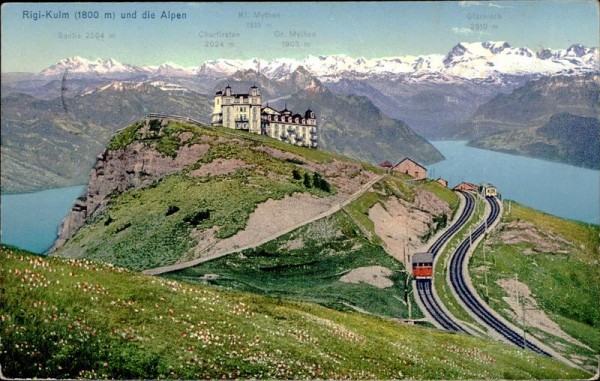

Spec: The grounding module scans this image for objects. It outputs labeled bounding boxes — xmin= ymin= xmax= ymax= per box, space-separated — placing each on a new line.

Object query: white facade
xmin=212 ymin=85 xmax=262 ymax=134
xmin=261 ymin=107 xmax=318 ymax=148
xmin=212 ymin=86 xmax=318 ymax=148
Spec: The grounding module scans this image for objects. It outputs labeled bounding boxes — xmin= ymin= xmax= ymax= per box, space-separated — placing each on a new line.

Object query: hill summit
xmin=51 ymin=117 xmax=383 ymax=270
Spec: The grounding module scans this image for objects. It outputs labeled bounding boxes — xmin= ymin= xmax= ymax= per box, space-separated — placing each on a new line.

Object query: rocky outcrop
xmin=51 ymin=119 xmax=210 ymax=250
xmin=368 ymin=188 xmax=453 ymax=262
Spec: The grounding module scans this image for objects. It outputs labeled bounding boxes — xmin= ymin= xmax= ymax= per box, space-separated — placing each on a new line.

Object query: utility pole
xmin=515 ymin=273 xmax=526 ymax=347
xmin=522 ymin=293 xmax=527 ymax=347
xmin=403 ymin=240 xmax=412 ymax=319
xmin=483 ymin=244 xmax=489 ymax=300
xmin=484 ymin=207 xmax=488 ymax=232
xmin=469 ymin=226 xmax=472 ymax=247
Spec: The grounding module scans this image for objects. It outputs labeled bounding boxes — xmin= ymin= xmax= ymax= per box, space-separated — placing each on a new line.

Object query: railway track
xmin=414 ymin=191 xmax=475 ymax=333
xmin=448 ymin=196 xmax=551 ymax=357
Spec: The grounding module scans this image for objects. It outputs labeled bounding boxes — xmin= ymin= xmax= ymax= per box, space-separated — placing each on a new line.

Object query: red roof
xmin=394 ymin=157 xmax=427 ymax=171
xmin=452 ymin=182 xmax=478 ymax=191
xmin=379 ymin=161 xmax=394 ymax=168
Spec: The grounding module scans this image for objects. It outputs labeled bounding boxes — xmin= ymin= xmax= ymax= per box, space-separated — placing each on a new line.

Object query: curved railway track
xmin=448 ymin=196 xmax=551 ymax=357
xmin=415 ymin=191 xmax=475 ymax=333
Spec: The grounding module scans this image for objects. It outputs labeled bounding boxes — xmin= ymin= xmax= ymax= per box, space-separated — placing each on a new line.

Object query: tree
xmin=292 ymin=169 xmax=302 ymax=180
xmin=313 ymin=172 xmax=323 ymax=188
xmin=312 ymin=172 xmax=331 ymax=192
xmin=303 ymin=172 xmax=312 ymax=188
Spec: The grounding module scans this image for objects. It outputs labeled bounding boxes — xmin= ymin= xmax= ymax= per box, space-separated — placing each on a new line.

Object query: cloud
xmin=451 ymin=27 xmax=473 ymax=35
xmin=458 ymin=1 xmax=481 ymax=7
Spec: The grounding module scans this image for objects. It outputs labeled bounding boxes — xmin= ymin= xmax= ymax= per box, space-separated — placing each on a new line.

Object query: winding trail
xmin=143 ymin=174 xmax=384 ymax=275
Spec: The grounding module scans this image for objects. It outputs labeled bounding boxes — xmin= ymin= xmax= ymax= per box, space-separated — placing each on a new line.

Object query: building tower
xmin=248 ymin=85 xmax=262 ymax=134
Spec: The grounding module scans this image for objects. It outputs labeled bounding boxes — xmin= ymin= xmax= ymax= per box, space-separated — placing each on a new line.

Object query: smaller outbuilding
xmin=393 ymin=158 xmax=427 ymax=180
xmin=436 ymin=178 xmax=448 ymax=188
xmin=453 ymin=182 xmax=478 ymax=192
xmin=378 ymin=161 xmax=394 ymax=169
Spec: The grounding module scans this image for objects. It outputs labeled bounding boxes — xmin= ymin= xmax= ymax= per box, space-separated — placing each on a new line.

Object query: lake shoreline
xmin=1 ymin=142 xmax=599 ymax=254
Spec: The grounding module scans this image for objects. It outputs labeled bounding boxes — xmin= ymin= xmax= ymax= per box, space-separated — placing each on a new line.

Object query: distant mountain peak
xmin=38 ymin=42 xmax=599 ymax=83
xmin=41 ymin=56 xmax=146 ymax=78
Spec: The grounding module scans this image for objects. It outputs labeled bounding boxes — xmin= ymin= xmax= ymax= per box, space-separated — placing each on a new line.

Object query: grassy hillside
xmin=469 ymin=202 xmax=600 ymax=369
xmin=55 ymin=120 xmax=345 ymax=270
xmin=164 ymin=174 xmax=458 ymax=321
xmin=0 ymin=246 xmax=587 ymax=379
xmin=166 ymin=212 xmax=420 ymax=320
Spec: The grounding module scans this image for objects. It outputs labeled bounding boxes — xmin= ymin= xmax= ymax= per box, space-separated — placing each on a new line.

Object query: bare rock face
xmin=368 ymin=188 xmax=453 ymax=262
xmin=51 ymin=119 xmax=209 ymax=251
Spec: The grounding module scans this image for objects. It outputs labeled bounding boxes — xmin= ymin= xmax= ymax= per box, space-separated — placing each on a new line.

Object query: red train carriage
xmin=412 ymin=252 xmax=434 ymax=279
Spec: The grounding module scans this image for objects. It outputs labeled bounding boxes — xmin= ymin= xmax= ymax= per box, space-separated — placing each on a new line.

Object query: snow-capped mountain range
xmin=39 ymin=42 xmax=598 ymax=83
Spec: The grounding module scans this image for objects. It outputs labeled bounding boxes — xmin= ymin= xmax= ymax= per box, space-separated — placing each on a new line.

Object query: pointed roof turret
xmin=281 ymin=103 xmax=292 ymax=115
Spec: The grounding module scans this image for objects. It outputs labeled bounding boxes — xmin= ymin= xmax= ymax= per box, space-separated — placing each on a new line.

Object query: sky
xmin=1 ymin=1 xmax=599 ymax=73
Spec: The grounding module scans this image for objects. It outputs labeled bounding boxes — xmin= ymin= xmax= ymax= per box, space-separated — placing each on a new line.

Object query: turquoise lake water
xmin=428 ymin=141 xmax=599 ymax=225
xmin=1 ymin=141 xmax=598 ymax=254
xmin=1 ymin=185 xmax=85 ymax=253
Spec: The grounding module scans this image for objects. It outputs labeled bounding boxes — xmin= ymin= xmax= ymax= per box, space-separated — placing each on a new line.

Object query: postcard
xmin=1 ymin=1 xmax=599 ymax=379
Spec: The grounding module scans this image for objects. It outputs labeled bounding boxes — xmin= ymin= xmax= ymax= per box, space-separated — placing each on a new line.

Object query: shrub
xmin=165 ymin=205 xmax=180 ymax=216
xmin=312 ymin=172 xmax=331 ymax=193
xmin=292 ymin=169 xmax=302 ymax=180
xmin=303 ymin=173 xmax=312 ymax=188
xmin=434 ymin=213 xmax=448 ymax=230
xmin=183 ymin=210 xmax=210 ymax=226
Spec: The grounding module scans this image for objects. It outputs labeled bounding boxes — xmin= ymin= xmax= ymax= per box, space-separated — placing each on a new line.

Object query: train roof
xmin=412 ymin=252 xmax=434 ymax=264
xmin=480 ymin=182 xmax=496 ymax=187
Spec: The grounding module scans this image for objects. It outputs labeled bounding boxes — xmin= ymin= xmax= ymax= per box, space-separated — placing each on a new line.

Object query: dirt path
xmin=340 ymin=266 xmax=394 ymax=288
xmin=496 ymin=278 xmax=592 ymax=351
xmin=143 ymin=174 xmax=384 ymax=275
